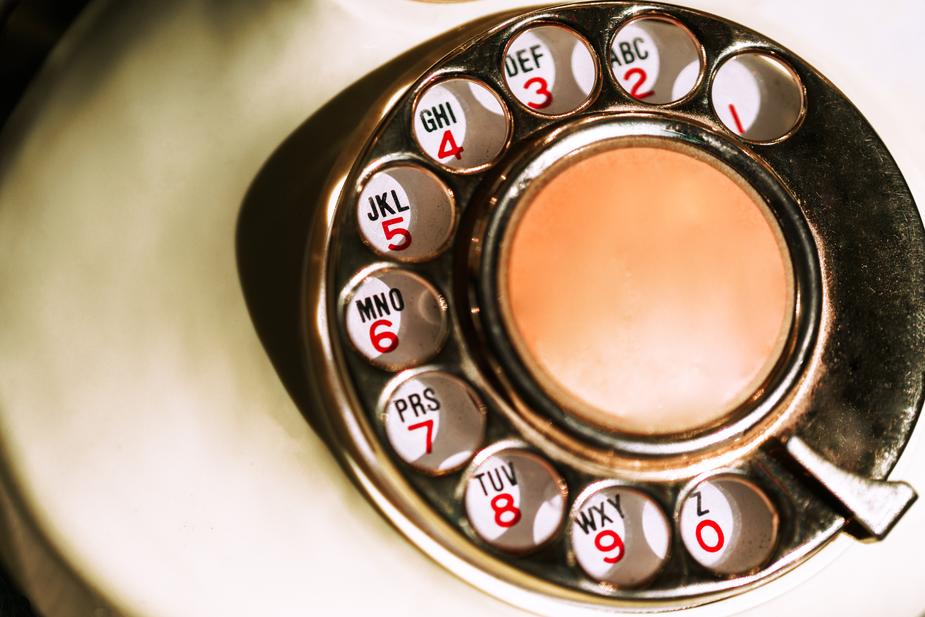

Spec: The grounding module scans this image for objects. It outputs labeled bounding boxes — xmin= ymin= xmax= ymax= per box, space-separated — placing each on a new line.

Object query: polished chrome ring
xmin=471 ymin=114 xmax=820 ymax=458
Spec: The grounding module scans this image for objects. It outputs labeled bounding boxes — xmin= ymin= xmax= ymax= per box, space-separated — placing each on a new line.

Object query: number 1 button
xmin=464 ymin=444 xmax=567 ymax=554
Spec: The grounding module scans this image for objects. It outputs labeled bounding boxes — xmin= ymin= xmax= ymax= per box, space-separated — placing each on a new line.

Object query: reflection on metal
xmin=785 ymin=437 xmax=918 ymax=541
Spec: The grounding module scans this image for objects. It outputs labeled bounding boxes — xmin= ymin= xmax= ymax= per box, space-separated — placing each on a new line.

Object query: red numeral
xmin=490 ymin=493 xmax=522 ymax=528
xmin=728 ymin=103 xmax=746 ymax=134
xmin=623 ymin=67 xmax=654 ymax=99
xmin=407 ymin=419 xmax=434 ymax=454
xmin=594 ymin=529 xmax=625 ymax=564
xmin=695 ymin=519 xmax=725 ymax=553
xmin=437 ymin=129 xmax=464 ymax=160
xmin=523 ymin=76 xmax=553 ymax=109
xmin=381 ymin=217 xmax=412 ymax=251
xmin=369 ymin=319 xmax=399 ymax=353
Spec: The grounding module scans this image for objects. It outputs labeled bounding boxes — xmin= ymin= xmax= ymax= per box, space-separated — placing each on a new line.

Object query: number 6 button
xmin=343 ymin=268 xmax=448 ymax=370
xmin=570 ymin=483 xmax=671 ymax=587
xmin=464 ymin=444 xmax=567 ymax=554
xmin=356 ymin=164 xmax=456 ymax=262
xmin=383 ymin=371 xmax=485 ymax=474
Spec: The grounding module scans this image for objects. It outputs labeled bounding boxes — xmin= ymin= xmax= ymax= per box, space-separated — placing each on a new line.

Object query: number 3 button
xmin=383 ymin=372 xmax=485 ymax=474
xmin=357 ymin=165 xmax=456 ymax=262
xmin=502 ymin=24 xmax=599 ymax=116
xmin=343 ymin=268 xmax=448 ymax=370
xmin=464 ymin=444 xmax=567 ymax=554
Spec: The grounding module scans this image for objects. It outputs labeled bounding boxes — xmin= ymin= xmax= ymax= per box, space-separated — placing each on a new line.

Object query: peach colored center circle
xmin=503 ymin=145 xmax=792 ymax=435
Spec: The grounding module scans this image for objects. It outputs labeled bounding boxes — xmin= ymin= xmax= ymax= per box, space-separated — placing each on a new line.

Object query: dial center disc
xmin=500 ymin=144 xmax=794 ymax=435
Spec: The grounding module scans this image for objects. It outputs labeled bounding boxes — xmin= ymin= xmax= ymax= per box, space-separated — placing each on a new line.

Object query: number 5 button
xmin=463 ymin=444 xmax=567 ymax=554
xmin=343 ymin=268 xmax=448 ymax=370
xmin=383 ymin=372 xmax=485 ymax=474
xmin=357 ymin=165 xmax=456 ymax=262
xmin=570 ymin=483 xmax=671 ymax=587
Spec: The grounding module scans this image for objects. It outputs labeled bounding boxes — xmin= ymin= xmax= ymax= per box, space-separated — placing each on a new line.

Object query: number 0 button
xmin=464 ymin=445 xmax=567 ymax=554
xmin=357 ymin=165 xmax=456 ymax=262
xmin=570 ymin=483 xmax=671 ymax=588
xmin=413 ymin=77 xmax=511 ymax=172
xmin=383 ymin=372 xmax=485 ymax=474
xmin=343 ymin=268 xmax=448 ymax=370
xmin=679 ymin=474 xmax=779 ymax=575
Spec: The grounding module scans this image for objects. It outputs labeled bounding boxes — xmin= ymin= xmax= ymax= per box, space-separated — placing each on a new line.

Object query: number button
xmin=464 ymin=445 xmax=567 ymax=554
xmin=383 ymin=372 xmax=485 ymax=474
xmin=502 ymin=24 xmax=598 ymax=116
xmin=343 ymin=268 xmax=448 ymax=370
xmin=412 ymin=77 xmax=511 ymax=172
xmin=356 ymin=165 xmax=456 ymax=262
xmin=610 ymin=16 xmax=703 ymax=104
xmin=679 ymin=475 xmax=779 ymax=575
xmin=570 ymin=484 xmax=671 ymax=587
xmin=711 ymin=52 xmax=805 ymax=142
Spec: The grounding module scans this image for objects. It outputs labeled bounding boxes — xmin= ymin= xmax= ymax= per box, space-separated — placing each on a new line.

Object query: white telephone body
xmin=0 ymin=1 xmax=922 ymax=617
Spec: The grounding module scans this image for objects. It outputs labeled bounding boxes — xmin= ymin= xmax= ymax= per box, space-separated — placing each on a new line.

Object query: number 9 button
xmin=343 ymin=268 xmax=448 ymax=370
xmin=383 ymin=371 xmax=485 ymax=474
xmin=357 ymin=164 xmax=456 ymax=262
xmin=464 ymin=445 xmax=567 ymax=554
xmin=570 ymin=483 xmax=671 ymax=587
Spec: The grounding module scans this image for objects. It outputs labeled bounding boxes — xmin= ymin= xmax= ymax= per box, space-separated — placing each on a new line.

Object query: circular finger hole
xmin=356 ymin=165 xmax=456 ymax=262
xmin=502 ymin=23 xmax=598 ymax=116
xmin=711 ymin=52 xmax=805 ymax=142
xmin=383 ymin=371 xmax=485 ymax=475
xmin=464 ymin=445 xmax=567 ymax=554
xmin=570 ymin=483 xmax=671 ymax=588
xmin=413 ymin=77 xmax=512 ymax=172
xmin=343 ymin=268 xmax=448 ymax=370
xmin=610 ymin=15 xmax=703 ymax=104
xmin=679 ymin=475 xmax=779 ymax=575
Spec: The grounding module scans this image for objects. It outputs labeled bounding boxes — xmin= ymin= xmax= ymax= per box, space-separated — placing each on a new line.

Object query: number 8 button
xmin=464 ymin=444 xmax=567 ymax=554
